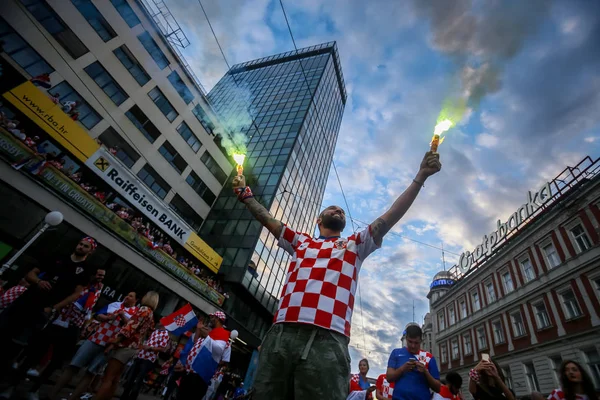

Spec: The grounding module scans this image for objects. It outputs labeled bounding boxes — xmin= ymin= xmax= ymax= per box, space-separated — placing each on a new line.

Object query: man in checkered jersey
xmin=232 ymin=151 xmax=441 ymax=399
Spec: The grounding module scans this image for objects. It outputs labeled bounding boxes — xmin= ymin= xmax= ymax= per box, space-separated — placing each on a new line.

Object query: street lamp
xmin=0 ymin=211 xmax=64 ymax=275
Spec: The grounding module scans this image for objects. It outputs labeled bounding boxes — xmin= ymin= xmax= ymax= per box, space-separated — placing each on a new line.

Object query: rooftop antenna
xmin=442 ymin=242 xmax=447 ymax=271
xmin=412 ymin=300 xmax=415 ymax=322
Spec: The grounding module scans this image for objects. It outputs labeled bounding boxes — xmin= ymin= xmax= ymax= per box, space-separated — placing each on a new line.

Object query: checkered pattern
xmin=0 ymin=285 xmax=27 ymax=309
xmin=185 ymin=337 xmax=205 ymax=373
xmin=210 ymin=311 xmax=226 ymax=322
xmin=350 ymin=374 xmax=372 ymax=399
xmin=275 ymin=225 xmax=380 ymax=337
xmin=417 ymin=350 xmax=433 ymax=368
xmin=547 ymin=389 xmax=586 ymax=400
xmin=175 ymin=315 xmax=186 ymax=327
xmin=376 ymin=374 xmax=394 ymax=399
xmin=138 ymin=329 xmax=171 ymax=362
xmin=57 ymin=284 xmax=102 ymax=328
xmin=88 ymin=304 xmax=138 ymax=346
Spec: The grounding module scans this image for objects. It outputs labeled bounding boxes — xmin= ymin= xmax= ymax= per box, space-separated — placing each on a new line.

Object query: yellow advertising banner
xmin=2 ymin=81 xmax=99 ymax=162
xmin=184 ymin=232 xmax=223 ymax=274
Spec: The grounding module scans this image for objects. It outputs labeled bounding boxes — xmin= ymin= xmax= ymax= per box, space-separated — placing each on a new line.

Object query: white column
xmin=546 ymin=293 xmax=566 ymax=336
xmin=523 ymin=305 xmax=538 ymax=345
xmin=486 ymin=323 xmax=495 ymax=356
xmin=576 ymin=277 xmax=600 ymax=325
xmin=502 ymin=313 xmax=514 ymax=351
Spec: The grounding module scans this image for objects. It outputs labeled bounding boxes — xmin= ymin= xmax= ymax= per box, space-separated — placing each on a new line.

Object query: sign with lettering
xmin=85 ymin=148 xmax=222 ymax=273
xmin=457 ymin=182 xmax=554 ymax=275
xmin=430 ymin=278 xmax=455 ymax=289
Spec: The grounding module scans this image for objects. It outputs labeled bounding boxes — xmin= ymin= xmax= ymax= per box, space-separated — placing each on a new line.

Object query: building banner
xmin=2 ymin=81 xmax=100 ymax=163
xmin=85 ymin=148 xmax=222 ymax=273
xmin=0 ymin=129 xmax=224 ymax=306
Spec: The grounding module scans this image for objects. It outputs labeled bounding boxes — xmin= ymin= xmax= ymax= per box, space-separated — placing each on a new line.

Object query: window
xmin=0 ymin=17 xmax=54 ymax=76
xmin=440 ymin=344 xmax=448 ymax=364
xmin=84 ymin=61 xmax=128 ymax=105
xmin=169 ymin=194 xmax=203 ymax=233
xmin=159 ymin=141 xmax=187 ymax=174
xmin=502 ymin=271 xmax=515 ymax=294
xmin=463 ymin=332 xmax=473 ymax=355
xmin=460 ymin=299 xmax=468 ymax=319
xmin=521 ymin=258 xmax=536 ymax=283
xmin=200 ymin=152 xmax=228 ymax=183
xmin=559 ymin=289 xmax=582 ymax=319
xmin=192 ymin=104 xmax=215 ymax=135
xmin=502 ymin=366 xmax=513 ymax=389
xmin=510 ymin=311 xmax=526 ymax=337
xmin=485 ymin=281 xmax=496 ymax=303
xmin=71 ymin=0 xmax=116 ymax=42
xmin=448 ymin=306 xmax=456 ymax=326
xmin=186 ymin=171 xmax=216 ymax=206
xmin=138 ymin=31 xmax=169 ymax=70
xmin=525 ymin=363 xmax=540 ymax=392
xmin=550 ymin=356 xmax=563 ymax=386
xmin=438 ymin=312 xmax=446 ymax=331
xmin=167 ymin=71 xmax=194 ymax=104
xmin=98 ymin=127 xmax=139 ymax=168
xmin=533 ymin=301 xmax=551 ymax=329
xmin=112 ymin=45 xmax=150 ymax=86
xmin=451 ymin=339 xmax=459 ymax=359
xmin=570 ymin=224 xmax=592 ymax=253
xmin=20 ymin=0 xmax=89 ymax=58
xmin=584 ymin=349 xmax=600 ymax=388
xmin=49 ymin=81 xmax=101 ymax=129
xmin=137 ymin=164 xmax=170 ymax=199
xmin=177 ymin=122 xmax=202 ymax=153
xmin=492 ymin=320 xmax=504 ymax=344
xmin=148 ymin=87 xmax=178 ymax=122
xmin=110 ymin=0 xmax=140 ymax=27
xmin=543 ymin=243 xmax=561 ymax=268
xmin=125 ymin=105 xmax=161 ymax=143
xmin=476 ymin=327 xmax=487 ymax=349
xmin=472 ymin=291 xmax=481 ymax=312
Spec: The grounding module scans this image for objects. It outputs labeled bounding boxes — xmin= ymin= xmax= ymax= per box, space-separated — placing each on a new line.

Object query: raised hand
xmin=418 ymin=151 xmax=442 ymax=178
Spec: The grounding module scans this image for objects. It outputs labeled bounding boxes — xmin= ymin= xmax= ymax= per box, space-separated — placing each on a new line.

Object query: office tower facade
xmin=0 ymin=0 xmax=232 ymax=317
xmin=203 ymin=43 xmax=347 ymax=343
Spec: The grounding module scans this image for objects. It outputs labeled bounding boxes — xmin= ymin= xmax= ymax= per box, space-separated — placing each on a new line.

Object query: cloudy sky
xmin=167 ymin=0 xmax=600 ymax=377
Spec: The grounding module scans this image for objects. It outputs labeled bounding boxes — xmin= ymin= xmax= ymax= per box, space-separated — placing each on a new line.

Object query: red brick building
xmin=428 ymin=157 xmax=600 ymax=397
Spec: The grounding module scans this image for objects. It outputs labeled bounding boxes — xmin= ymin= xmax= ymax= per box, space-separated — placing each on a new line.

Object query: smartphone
xmin=481 ymin=353 xmax=490 ymax=362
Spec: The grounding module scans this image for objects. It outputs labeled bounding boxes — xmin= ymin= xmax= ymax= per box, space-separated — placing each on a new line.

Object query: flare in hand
xmin=233 ymin=154 xmax=246 ymax=176
xmin=430 ymin=119 xmax=453 ymax=152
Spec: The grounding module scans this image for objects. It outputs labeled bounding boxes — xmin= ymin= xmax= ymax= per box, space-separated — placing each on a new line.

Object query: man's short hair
xmin=446 ymin=371 xmax=462 ymax=388
xmin=405 ymin=325 xmax=422 ymax=339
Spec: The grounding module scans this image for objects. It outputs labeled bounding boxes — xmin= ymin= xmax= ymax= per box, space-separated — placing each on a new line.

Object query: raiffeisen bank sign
xmin=457 ymin=182 xmax=554 ymax=276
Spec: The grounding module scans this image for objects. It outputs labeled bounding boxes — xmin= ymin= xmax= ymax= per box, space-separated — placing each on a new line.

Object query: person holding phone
xmin=468 ymin=355 xmax=515 ymax=400
xmin=386 ymin=325 xmax=440 ymax=400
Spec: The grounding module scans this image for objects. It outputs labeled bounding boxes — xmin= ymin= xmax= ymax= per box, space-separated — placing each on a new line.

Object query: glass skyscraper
xmin=202 ymin=42 xmax=346 ymax=342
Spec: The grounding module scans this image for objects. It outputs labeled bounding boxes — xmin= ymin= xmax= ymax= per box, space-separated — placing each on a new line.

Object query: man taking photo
xmin=387 ymin=325 xmax=441 ymax=400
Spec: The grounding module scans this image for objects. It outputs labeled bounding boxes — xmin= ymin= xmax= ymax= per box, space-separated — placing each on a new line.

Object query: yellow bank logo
xmin=94 ymin=157 xmax=110 ymax=172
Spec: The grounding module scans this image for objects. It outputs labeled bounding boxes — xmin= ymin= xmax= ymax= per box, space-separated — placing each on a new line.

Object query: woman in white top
xmin=548 ymin=360 xmax=596 ymax=400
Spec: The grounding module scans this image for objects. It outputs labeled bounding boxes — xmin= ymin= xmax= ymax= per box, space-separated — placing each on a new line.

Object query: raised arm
xmin=232 ymin=175 xmax=283 ymax=238
xmin=371 ymin=152 xmax=441 ymax=245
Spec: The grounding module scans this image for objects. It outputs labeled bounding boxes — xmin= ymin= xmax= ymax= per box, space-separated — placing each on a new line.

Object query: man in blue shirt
xmin=387 ymin=325 xmax=441 ymax=400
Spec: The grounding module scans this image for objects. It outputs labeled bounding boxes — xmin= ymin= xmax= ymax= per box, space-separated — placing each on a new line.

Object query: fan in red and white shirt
xmin=137 ymin=325 xmax=171 ymax=363
xmin=376 ymin=373 xmax=395 ymax=400
xmin=232 ymin=151 xmax=442 ymax=399
xmin=88 ymin=299 xmax=138 ymax=347
xmin=0 ymin=280 xmax=29 ymax=309
xmin=547 ymin=360 xmax=598 ymax=400
xmin=548 ymin=389 xmax=589 ymax=400
xmin=433 ymin=372 xmax=463 ymax=400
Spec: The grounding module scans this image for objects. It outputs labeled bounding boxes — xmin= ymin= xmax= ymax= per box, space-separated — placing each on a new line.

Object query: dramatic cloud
xmin=167 ymin=0 xmax=600 ymax=377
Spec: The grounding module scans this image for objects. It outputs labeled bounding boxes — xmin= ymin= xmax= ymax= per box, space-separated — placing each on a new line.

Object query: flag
xmin=189 ymin=327 xmax=231 ymax=383
xmin=97 ymin=301 xmax=124 ymax=315
xmin=161 ymin=304 xmax=198 ymax=336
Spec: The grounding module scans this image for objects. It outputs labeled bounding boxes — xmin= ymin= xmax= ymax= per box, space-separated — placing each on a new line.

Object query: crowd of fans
xmin=1 ymin=97 xmax=228 ymax=300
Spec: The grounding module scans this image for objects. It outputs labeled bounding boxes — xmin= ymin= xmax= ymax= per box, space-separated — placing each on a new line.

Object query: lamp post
xmin=0 ymin=211 xmax=64 ymax=275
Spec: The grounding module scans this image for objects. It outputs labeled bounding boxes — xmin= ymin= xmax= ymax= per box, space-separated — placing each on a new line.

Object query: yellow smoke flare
xmin=233 ymin=153 xmax=246 ymax=176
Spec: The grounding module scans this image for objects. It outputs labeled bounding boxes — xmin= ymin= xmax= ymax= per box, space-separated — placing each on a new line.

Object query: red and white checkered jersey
xmin=54 ymin=283 xmax=103 ymax=329
xmin=185 ymin=337 xmax=205 ymax=373
xmin=88 ymin=303 xmax=138 ymax=346
xmin=417 ymin=350 xmax=433 ymax=368
xmin=137 ymin=329 xmax=171 ymax=363
xmin=548 ymin=389 xmax=589 ymax=400
xmin=0 ymin=285 xmax=27 ymax=309
xmin=275 ymin=225 xmax=380 ymax=336
xmin=376 ymin=374 xmax=395 ymax=399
